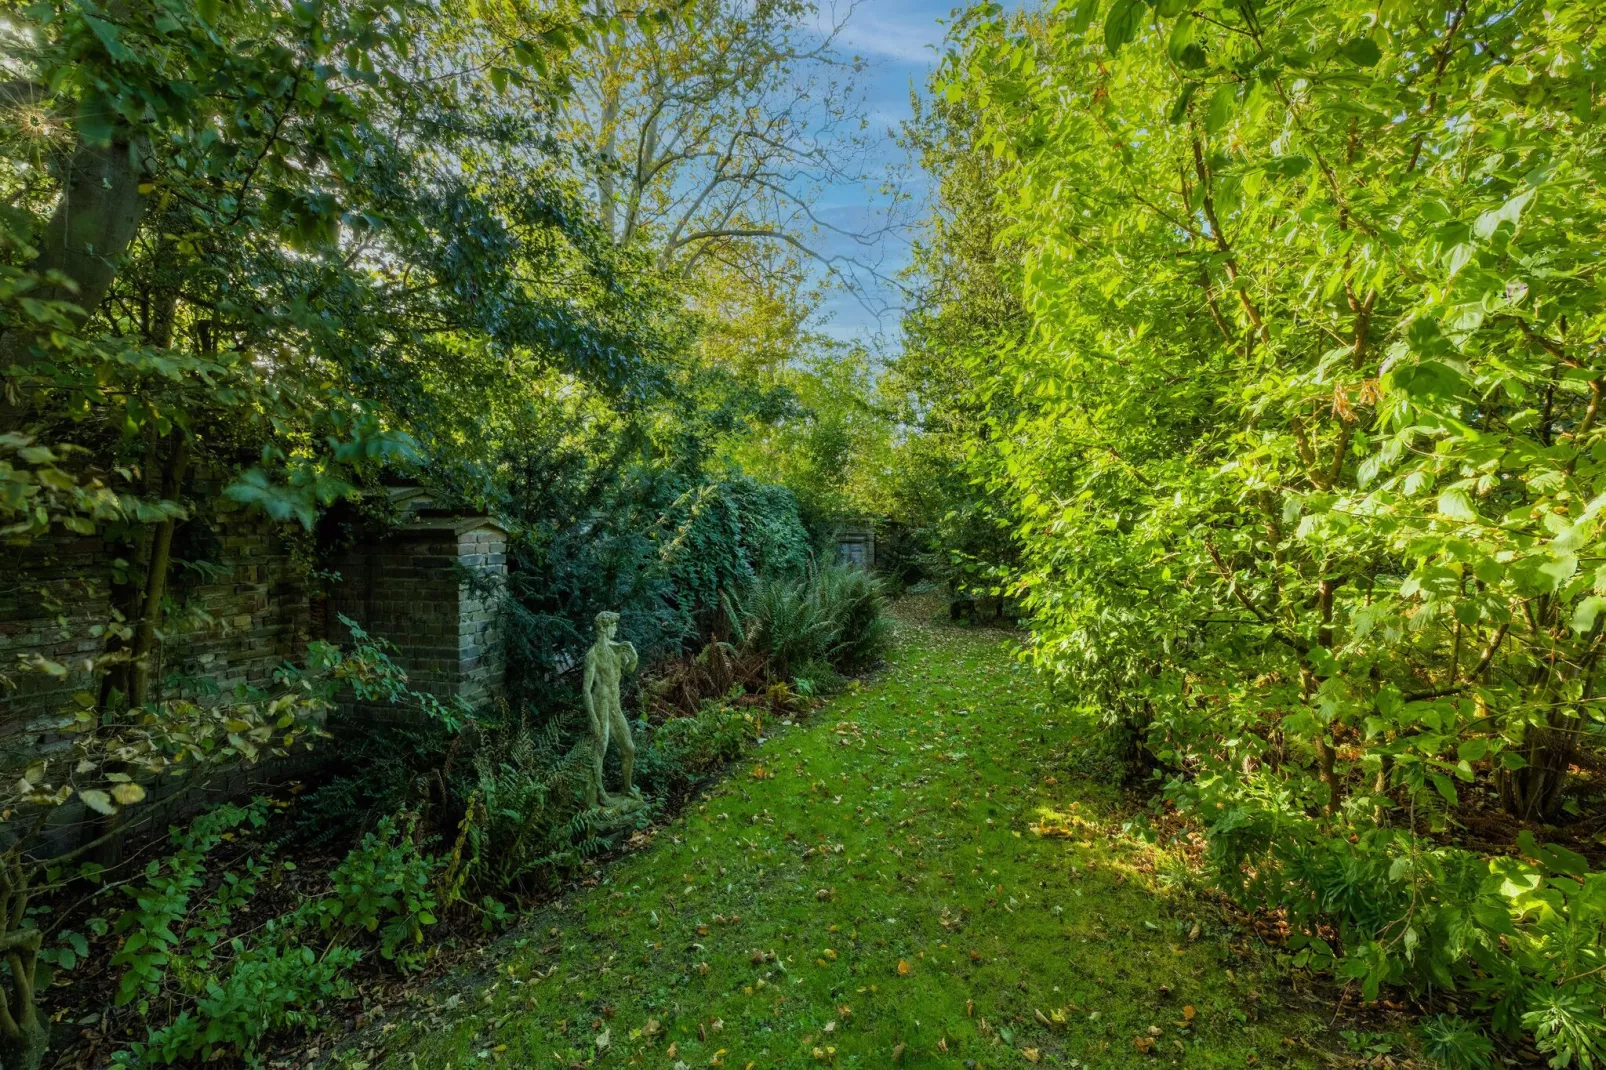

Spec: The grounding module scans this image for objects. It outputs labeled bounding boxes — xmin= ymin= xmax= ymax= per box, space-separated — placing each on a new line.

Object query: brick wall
xmin=0 ymin=507 xmax=314 ymax=730
xmin=3 ymin=505 xmax=508 ymax=854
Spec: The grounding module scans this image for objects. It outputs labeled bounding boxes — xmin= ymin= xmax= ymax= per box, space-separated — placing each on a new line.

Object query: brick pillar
xmin=326 ymin=516 xmax=507 ymax=718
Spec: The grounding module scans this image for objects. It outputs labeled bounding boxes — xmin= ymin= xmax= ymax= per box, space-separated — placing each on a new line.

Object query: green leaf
xmin=1168 ymin=81 xmax=1198 ymax=124
xmin=75 ymin=89 xmax=117 ymax=146
xmin=1070 ymin=0 xmax=1100 ymax=33
xmin=1437 ymin=488 xmax=1478 ymax=522
xmin=1205 ymin=82 xmax=1236 ymax=133
xmin=1337 ymin=37 xmax=1381 ymax=67
xmin=83 ymin=15 xmax=136 ymax=61
xmin=1572 ymin=595 xmax=1606 ymax=633
xmin=1473 ymin=189 xmax=1536 ymax=240
xmin=1537 ymin=553 xmax=1578 ymax=592
xmin=1104 ymin=0 xmax=1144 ymax=55
xmin=1156 ymin=0 xmax=1189 ymax=16
xmin=80 ymin=789 xmax=116 ymax=816
xmin=1456 ymin=738 xmax=1489 ymax=762
xmin=1167 ymin=16 xmax=1207 ymax=69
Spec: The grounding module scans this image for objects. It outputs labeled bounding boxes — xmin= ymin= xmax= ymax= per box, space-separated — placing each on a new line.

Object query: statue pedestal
xmin=601 ymin=790 xmax=647 ymax=815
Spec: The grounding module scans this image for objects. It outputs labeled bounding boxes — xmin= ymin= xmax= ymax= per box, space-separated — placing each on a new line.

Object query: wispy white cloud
xmin=822 ymin=1 xmax=950 ymax=65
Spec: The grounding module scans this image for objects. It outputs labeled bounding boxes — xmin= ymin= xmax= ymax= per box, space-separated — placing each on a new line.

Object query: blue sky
xmin=808 ymin=0 xmax=961 ymax=351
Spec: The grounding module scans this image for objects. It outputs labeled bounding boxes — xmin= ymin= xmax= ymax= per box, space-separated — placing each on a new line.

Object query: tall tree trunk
xmin=99 ymin=287 xmax=179 ymax=709
xmin=0 ymin=132 xmax=150 ymax=431
xmin=128 ymin=433 xmax=190 ymax=708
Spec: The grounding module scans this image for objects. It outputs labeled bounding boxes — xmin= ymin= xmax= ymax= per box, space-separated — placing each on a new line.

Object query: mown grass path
xmin=384 ymin=600 xmax=1326 ymax=1069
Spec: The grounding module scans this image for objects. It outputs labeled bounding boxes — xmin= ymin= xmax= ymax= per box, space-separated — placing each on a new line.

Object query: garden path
xmin=381 ymin=599 xmax=1333 ymax=1069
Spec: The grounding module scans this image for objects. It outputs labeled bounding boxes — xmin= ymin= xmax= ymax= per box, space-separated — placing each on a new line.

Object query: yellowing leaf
xmin=110 ymin=782 xmax=147 ymax=806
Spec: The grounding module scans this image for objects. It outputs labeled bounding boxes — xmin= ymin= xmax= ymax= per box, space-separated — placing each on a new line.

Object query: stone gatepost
xmin=325 ymin=500 xmax=507 ymax=718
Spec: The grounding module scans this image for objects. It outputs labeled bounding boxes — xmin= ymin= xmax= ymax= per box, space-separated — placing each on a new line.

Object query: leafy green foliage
xmin=103 ymin=803 xmax=443 ymax=1066
xmin=635 ymin=702 xmax=762 ymax=788
xmin=111 ymin=801 xmax=272 ymax=1011
xmin=725 ymin=564 xmax=891 ymax=680
xmin=499 ymin=466 xmax=811 ymax=706
xmin=321 ymin=817 xmax=440 ymax=969
xmin=122 ymin=943 xmax=360 ymax=1069
xmin=388 ymin=602 xmax=1335 ymax=1068
xmin=449 ymin=718 xmax=609 ymax=894
xmin=928 ymin=0 xmax=1606 ymax=1061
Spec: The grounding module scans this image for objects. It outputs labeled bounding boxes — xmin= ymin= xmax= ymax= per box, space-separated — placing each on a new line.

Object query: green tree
xmin=882 ymin=78 xmax=1027 ymax=605
xmin=938 ymin=0 xmax=1606 ymax=1058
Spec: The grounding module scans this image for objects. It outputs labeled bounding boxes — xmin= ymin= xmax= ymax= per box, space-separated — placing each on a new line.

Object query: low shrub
xmin=1183 ymin=790 xmax=1606 ymax=1068
xmin=813 ymin=564 xmax=891 ymax=673
xmin=448 ymin=719 xmax=608 ymax=894
xmin=98 ymin=802 xmax=445 ymax=1066
xmin=321 ymin=816 xmax=440 ymax=969
xmin=122 ymin=943 xmax=360 ymax=1069
xmin=638 ymin=702 xmax=762 ymax=787
xmin=725 ymin=563 xmax=890 ymax=679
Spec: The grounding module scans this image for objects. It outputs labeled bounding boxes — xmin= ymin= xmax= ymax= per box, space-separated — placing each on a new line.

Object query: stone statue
xmin=582 ymin=611 xmax=643 ymax=811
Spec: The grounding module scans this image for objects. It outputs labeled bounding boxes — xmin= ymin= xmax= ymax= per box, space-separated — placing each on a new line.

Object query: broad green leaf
xmin=1205 ymin=83 xmax=1235 ymax=133
xmin=1437 ymin=488 xmax=1478 ymax=522
xmin=1069 ymin=0 xmax=1100 ymax=33
xmin=1473 ymin=189 xmax=1536 ymax=240
xmin=1104 ymin=0 xmax=1144 ymax=55
xmin=1571 ymin=595 xmax=1606 ymax=633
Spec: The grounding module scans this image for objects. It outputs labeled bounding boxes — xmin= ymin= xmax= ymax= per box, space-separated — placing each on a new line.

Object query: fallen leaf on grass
xmin=1024 ymin=1049 xmax=1040 ymax=1063
xmin=1183 ymin=1005 xmax=1196 ymax=1021
xmin=892 ymin=1043 xmax=906 ymax=1063
xmin=897 ymin=959 xmax=911 ymax=976
xmin=1134 ymin=1037 xmax=1154 ymax=1054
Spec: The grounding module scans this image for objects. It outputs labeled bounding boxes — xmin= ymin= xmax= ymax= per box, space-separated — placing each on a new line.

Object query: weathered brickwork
xmin=0 ymin=535 xmax=112 ymax=755
xmin=1 ymin=507 xmax=315 ymax=730
xmin=3 ymin=501 xmax=508 ymax=853
xmin=324 ymin=518 xmax=507 ymax=717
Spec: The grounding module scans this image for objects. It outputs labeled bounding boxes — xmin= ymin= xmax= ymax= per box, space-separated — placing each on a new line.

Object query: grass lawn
xmin=378 ymin=599 xmax=1341 ymax=1069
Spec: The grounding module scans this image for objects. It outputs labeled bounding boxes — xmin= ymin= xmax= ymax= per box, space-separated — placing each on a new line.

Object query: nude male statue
xmin=582 ymin=610 xmax=641 ymax=809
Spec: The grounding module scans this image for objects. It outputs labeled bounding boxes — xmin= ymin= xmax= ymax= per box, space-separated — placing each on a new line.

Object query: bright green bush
xmin=451 ymin=719 xmax=608 ymax=893
xmin=813 ymin=563 xmax=892 ymax=673
xmin=120 ymin=943 xmax=360 ymax=1069
xmin=938 ymin=0 xmax=1606 ymax=1062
